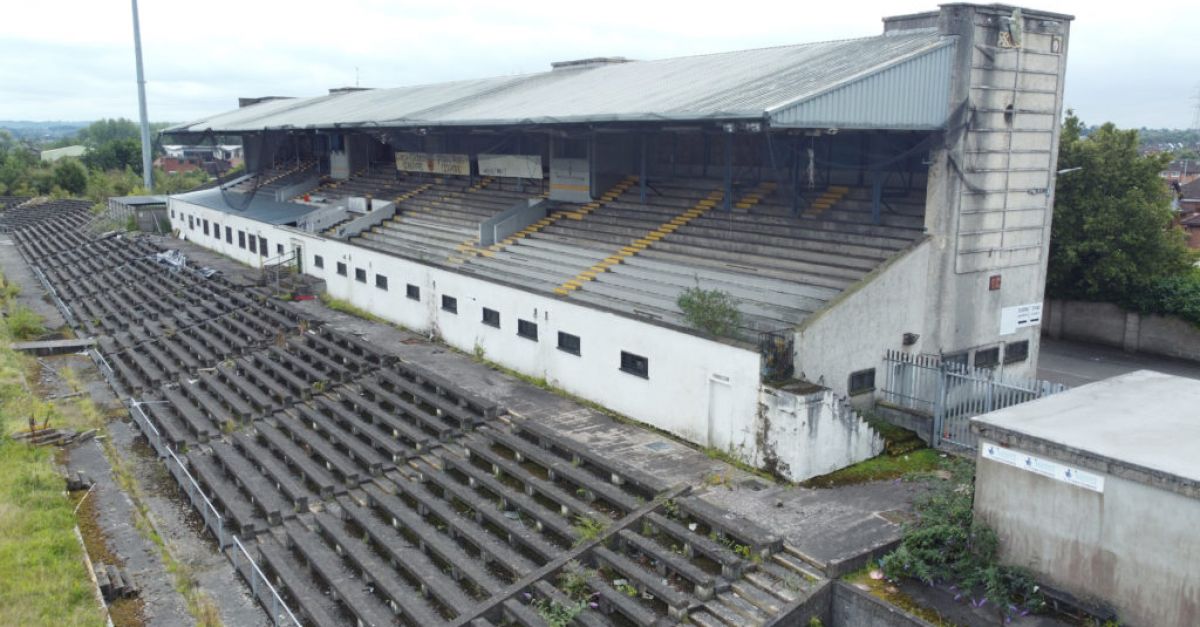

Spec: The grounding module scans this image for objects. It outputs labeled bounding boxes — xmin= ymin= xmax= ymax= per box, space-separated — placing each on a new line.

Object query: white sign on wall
xmin=981 ymin=440 xmax=1105 ymax=492
xmin=330 ymin=150 xmax=350 ymax=180
xmin=549 ymin=158 xmax=591 ymax=203
xmin=478 ymin=154 xmax=542 ymax=179
xmin=999 ymin=302 xmax=1043 ymax=336
xmin=395 ymin=152 xmax=471 ymax=176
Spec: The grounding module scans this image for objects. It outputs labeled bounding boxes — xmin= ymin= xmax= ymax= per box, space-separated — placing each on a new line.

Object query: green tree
xmin=83 ymin=138 xmax=143 ymax=174
xmin=1047 ymin=112 xmax=1191 ymax=303
xmin=52 ymin=159 xmax=87 ymax=195
xmin=78 ymin=118 xmax=141 ymax=147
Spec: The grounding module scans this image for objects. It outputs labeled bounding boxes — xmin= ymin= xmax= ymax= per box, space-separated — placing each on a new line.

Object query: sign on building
xmin=549 ymin=158 xmax=590 ymax=203
xmin=981 ymin=440 xmax=1105 ymax=492
xmin=330 ymin=150 xmax=350 ymax=180
xmin=395 ymin=152 xmax=471 ymax=176
xmin=999 ymin=302 xmax=1042 ymax=335
xmin=478 ymin=154 xmax=542 ymax=179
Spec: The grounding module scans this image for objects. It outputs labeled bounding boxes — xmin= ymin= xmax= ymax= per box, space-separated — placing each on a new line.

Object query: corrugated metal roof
xmin=167 ymin=30 xmax=955 ymax=134
xmin=171 ymin=188 xmax=317 ymax=225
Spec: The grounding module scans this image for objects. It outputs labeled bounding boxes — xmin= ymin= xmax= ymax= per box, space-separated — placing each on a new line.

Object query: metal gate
xmin=882 ymin=350 xmax=1067 ymax=450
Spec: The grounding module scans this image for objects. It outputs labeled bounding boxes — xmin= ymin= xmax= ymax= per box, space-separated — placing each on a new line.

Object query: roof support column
xmin=724 ymin=129 xmax=733 ymax=211
xmin=871 ymin=169 xmax=883 ymax=225
xmin=639 ymin=133 xmax=647 ymax=204
xmin=791 ymin=135 xmax=800 ymax=217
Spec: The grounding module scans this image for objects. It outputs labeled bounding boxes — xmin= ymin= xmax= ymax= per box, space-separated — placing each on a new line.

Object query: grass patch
xmin=844 ymin=566 xmax=954 ymax=626
xmin=318 ymin=292 xmax=387 ymax=324
xmin=0 ymin=439 xmax=104 ymax=626
xmin=0 ymin=273 xmax=104 ymax=625
xmin=801 ymin=448 xmax=947 ymax=488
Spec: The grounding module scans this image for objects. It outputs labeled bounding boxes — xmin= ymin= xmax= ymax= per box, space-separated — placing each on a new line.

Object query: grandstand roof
xmin=167 ymin=30 xmax=956 ymax=134
xmin=173 ymin=188 xmax=317 ymax=225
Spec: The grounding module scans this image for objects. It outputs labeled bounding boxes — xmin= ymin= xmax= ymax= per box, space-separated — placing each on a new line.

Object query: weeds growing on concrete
xmin=879 ymin=458 xmax=1045 ymax=621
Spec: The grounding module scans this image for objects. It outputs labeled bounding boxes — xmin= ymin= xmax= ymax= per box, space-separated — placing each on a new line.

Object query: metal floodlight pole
xmin=131 ymin=0 xmax=154 ymax=191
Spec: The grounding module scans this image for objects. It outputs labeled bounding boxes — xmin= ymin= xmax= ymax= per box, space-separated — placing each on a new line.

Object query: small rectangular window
xmin=848 ymin=368 xmax=876 ymax=395
xmin=441 ymin=295 xmax=457 ymax=314
xmin=557 ymin=332 xmax=580 ymax=356
xmin=226 ymin=226 xmax=232 ymax=243
xmin=248 ymin=234 xmax=257 ymax=253
xmin=943 ymin=351 xmax=968 ymax=371
xmin=213 ymin=223 xmax=221 ymax=240
xmin=171 ymin=209 xmax=175 ymax=219
xmin=314 ymin=254 xmax=324 ymax=269
xmin=974 ymin=347 xmax=1000 ymax=369
xmin=259 ymin=236 xmax=268 ymax=257
xmin=355 ymin=268 xmax=367 ymax=283
xmin=277 ymin=243 xmax=284 ymax=255
xmin=517 ymin=319 xmax=538 ymax=341
xmin=406 ymin=284 xmax=420 ymax=301
xmin=375 ymin=274 xmax=388 ymax=290
xmin=238 ymin=231 xmax=246 ymax=249
xmin=620 ymin=351 xmax=649 ymax=379
xmin=1003 ymin=340 xmax=1029 ymax=364
xmin=202 ymin=219 xmax=209 ymax=236
xmin=188 ymin=215 xmax=194 ymax=229
xmin=482 ymin=307 xmax=500 ymax=328
xmin=336 ymin=262 xmax=347 ymax=277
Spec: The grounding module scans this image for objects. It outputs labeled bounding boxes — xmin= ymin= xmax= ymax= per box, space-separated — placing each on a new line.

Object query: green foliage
xmin=677 ymin=283 xmax=742 ymax=337
xmin=1122 ymin=268 xmax=1200 ymax=327
xmin=1048 ymin=112 xmax=1192 ymax=304
xmin=5 ymin=304 xmax=45 ymax=340
xmin=572 ymin=515 xmax=607 ymax=546
xmin=52 ymin=158 xmax=87 ymax=195
xmin=532 ymin=598 xmax=587 ymax=627
xmin=880 ymin=458 xmax=1044 ymax=619
xmin=558 ymin=560 xmax=592 ymax=600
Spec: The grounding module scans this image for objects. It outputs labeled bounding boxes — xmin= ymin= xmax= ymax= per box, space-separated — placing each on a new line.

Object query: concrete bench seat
xmin=463 ymin=435 xmax=594 ymax=520
xmin=232 ymin=433 xmax=314 ymax=509
xmin=417 ymin=469 xmax=561 ymax=563
xmin=677 ymin=496 xmax=781 ymax=556
xmin=644 ymin=512 xmax=747 ymax=579
xmin=514 ymin=421 xmax=665 ymax=497
xmin=486 ymin=428 xmax=643 ymax=514
xmin=236 ymin=358 xmax=297 ymax=406
xmin=323 ymin=392 xmax=427 ymax=459
xmin=162 ymin=389 xmax=218 ymax=442
xmin=313 ymin=511 xmax=452 ymax=625
xmin=284 ymin=520 xmax=396 ymax=627
xmin=209 ymin=440 xmax=293 ymax=525
xmin=254 ymin=421 xmax=341 ymax=497
xmin=293 ymin=404 xmax=392 ymax=476
xmin=143 ymin=401 xmax=192 ymax=448
xmin=440 ymin=454 xmax=578 ymax=545
xmin=370 ymin=479 xmax=538 ymax=579
xmin=197 ymin=371 xmax=256 ymax=420
xmin=188 ymin=451 xmax=263 ymax=536
xmin=256 ymin=537 xmax=343 ymax=627
xmin=594 ymin=546 xmax=690 ymax=619
xmin=216 ymin=362 xmax=281 ymax=415
xmin=274 ymin=412 xmax=366 ymax=485
xmin=359 ymin=379 xmax=457 ymax=441
xmin=617 ymin=529 xmax=723 ymax=599
xmin=587 ymin=573 xmax=664 ymax=627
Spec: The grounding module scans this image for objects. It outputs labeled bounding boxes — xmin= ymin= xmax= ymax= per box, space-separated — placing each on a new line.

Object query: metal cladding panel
xmin=166 ymin=31 xmax=955 ymax=134
xmin=768 ymin=42 xmax=956 ymax=129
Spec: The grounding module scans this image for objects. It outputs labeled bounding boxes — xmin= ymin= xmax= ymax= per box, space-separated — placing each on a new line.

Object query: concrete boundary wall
xmin=167 ymin=196 xmax=883 ymax=479
xmin=830 ymin=582 xmax=938 ymax=627
xmin=1043 ymin=299 xmax=1200 ymax=363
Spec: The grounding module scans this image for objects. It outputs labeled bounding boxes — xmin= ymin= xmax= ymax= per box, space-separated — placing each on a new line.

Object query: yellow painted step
xmin=735 ymin=202 xmax=754 ymax=209
xmin=553 ymin=287 xmax=571 ymax=296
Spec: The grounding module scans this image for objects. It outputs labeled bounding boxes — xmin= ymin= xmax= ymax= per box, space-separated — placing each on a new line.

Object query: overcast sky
xmin=1 ymin=0 xmax=1196 ymax=129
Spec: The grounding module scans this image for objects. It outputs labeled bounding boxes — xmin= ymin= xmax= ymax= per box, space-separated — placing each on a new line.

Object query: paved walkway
xmin=1038 ymin=337 xmax=1200 ymax=387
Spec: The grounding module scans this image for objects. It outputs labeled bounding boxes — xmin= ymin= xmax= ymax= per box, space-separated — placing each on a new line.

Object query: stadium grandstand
xmin=163 ymin=3 xmax=1072 ymax=483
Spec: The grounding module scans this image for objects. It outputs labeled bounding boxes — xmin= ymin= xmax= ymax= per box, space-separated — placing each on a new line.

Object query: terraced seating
xmin=353 ymin=177 xmax=546 ymax=262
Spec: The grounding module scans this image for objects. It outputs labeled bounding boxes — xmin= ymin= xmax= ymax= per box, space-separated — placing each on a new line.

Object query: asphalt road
xmin=1038 ymin=337 xmax=1200 ymax=387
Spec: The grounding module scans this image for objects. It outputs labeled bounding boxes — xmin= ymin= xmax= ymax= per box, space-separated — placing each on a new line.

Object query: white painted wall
xmin=755 ymin=386 xmax=884 ymax=482
xmin=169 ymin=198 xmax=760 ymax=449
xmin=794 ymin=241 xmax=932 ymax=398
xmin=169 ymin=197 xmax=887 ymax=478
